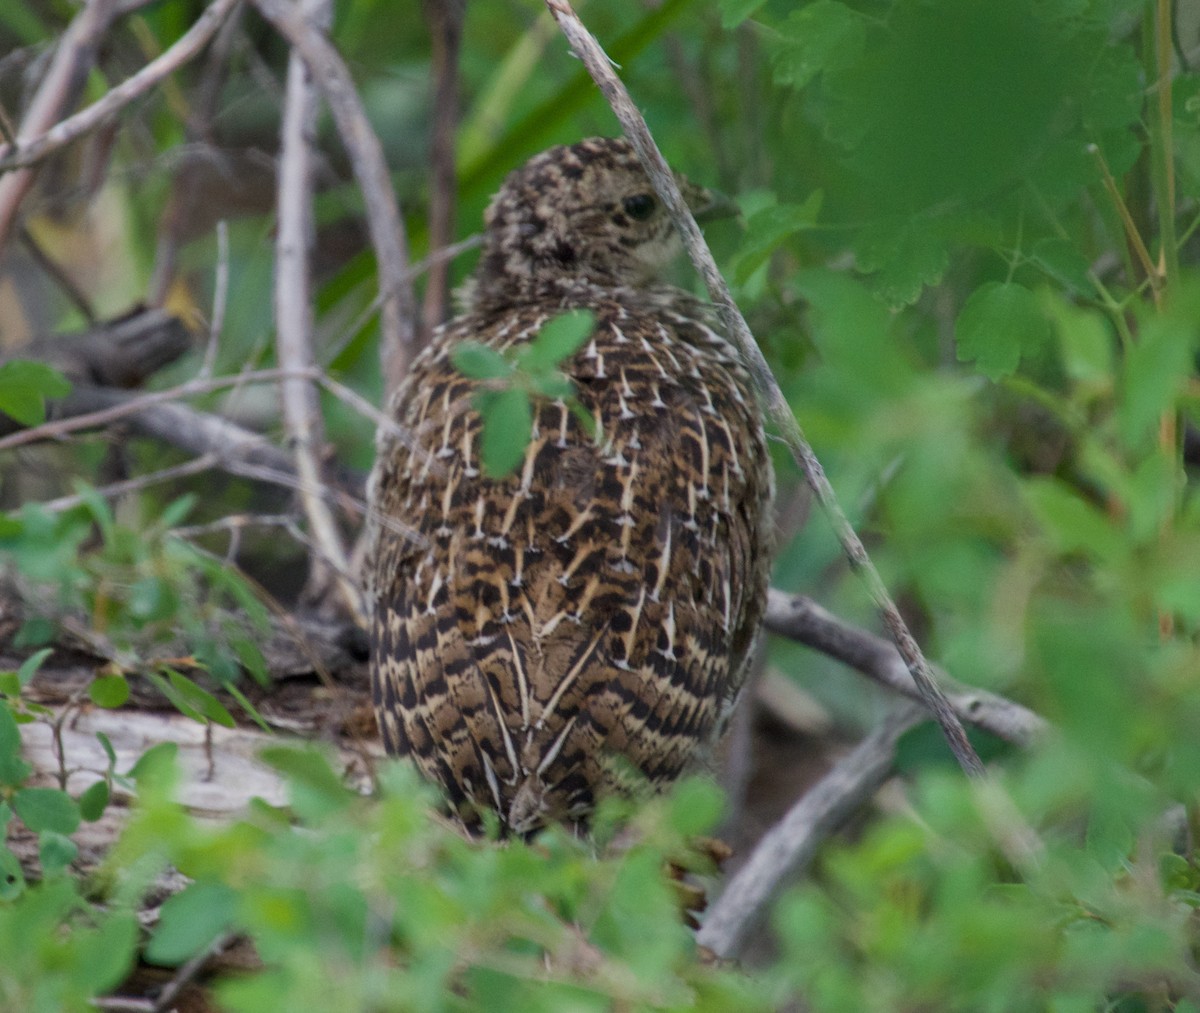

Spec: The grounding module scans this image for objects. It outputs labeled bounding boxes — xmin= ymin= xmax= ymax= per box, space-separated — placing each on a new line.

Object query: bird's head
xmin=467 ymin=137 xmax=726 ymax=310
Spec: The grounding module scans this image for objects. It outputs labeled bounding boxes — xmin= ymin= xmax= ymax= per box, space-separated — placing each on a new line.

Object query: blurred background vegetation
xmin=2 ymin=0 xmax=1200 ymax=1009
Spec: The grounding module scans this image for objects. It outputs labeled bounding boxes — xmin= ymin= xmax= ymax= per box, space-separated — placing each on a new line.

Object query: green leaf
xmin=127 ymin=741 xmax=179 ymax=788
xmin=96 ymin=731 xmax=118 ymax=768
xmin=38 ymin=830 xmax=78 ymax=876
xmin=475 ymin=386 xmax=533 ymax=478
xmin=1024 ymin=477 xmax=1124 ymax=563
xmin=149 ymin=669 xmax=236 ymax=728
xmin=855 ymin=225 xmax=950 ymax=307
xmin=1118 ymin=310 xmax=1195 ymax=449
xmin=452 ymin=341 xmax=512 ymax=380
xmin=75 ymin=910 xmax=139 ymax=995
xmin=225 ymin=681 xmax=271 ymax=733
xmin=517 ymin=310 xmax=596 ymax=373
xmin=79 ymin=780 xmax=110 ymax=822
xmin=666 ymin=778 xmax=724 ymax=838
xmin=14 ymin=787 xmax=81 ymax=835
xmin=718 ymin=0 xmax=767 ymax=28
xmin=89 ymin=674 xmax=130 ymax=709
xmin=955 ymin=282 xmax=1050 ymax=379
xmin=0 ymin=842 xmax=24 ymax=900
xmin=260 ymin=745 xmax=353 ymax=821
xmin=157 ymin=493 xmax=197 ymax=530
xmin=0 ymin=702 xmax=32 ymax=786
xmin=730 ymin=192 xmax=823 ymax=285
xmin=770 ymin=1 xmax=865 ymax=89
xmin=1045 ymin=296 xmax=1114 ymax=383
xmin=147 ymin=879 xmax=239 ymax=965
xmin=0 ymin=360 xmax=71 ymax=426
xmin=16 ymin=647 xmax=52 ymax=688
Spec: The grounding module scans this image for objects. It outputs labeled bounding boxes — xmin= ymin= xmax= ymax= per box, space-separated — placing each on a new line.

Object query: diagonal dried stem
xmin=544 ymin=0 xmax=985 ymax=778
xmin=251 ymin=0 xmax=418 ymax=395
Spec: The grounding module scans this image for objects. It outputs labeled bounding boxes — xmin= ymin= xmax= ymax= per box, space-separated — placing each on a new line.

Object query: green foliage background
xmin=1 ymin=0 xmax=1200 ymax=1008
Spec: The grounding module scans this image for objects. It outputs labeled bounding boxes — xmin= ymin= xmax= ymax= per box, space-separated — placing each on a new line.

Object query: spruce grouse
xmin=364 ymin=137 xmax=773 ymax=834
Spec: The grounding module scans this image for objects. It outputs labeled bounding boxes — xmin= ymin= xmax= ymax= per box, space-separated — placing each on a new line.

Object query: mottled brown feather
xmin=364 ymin=137 xmax=773 ymax=833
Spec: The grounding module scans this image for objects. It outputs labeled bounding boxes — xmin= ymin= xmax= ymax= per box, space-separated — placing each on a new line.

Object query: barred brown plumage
xmin=363 ymin=137 xmax=774 ymax=834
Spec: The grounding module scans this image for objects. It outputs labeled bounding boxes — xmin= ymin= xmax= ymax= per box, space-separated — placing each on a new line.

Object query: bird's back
xmin=366 ymin=286 xmax=772 ymax=833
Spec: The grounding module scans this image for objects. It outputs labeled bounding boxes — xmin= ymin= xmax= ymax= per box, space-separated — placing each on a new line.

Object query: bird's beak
xmin=684 ymin=182 xmax=740 ymax=224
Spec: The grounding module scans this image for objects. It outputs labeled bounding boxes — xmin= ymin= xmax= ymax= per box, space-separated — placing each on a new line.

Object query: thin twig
xmin=0 ymin=366 xmax=319 ymax=454
xmin=274 ymin=0 xmax=359 ymax=617
xmin=38 ymin=454 xmax=218 ymax=512
xmin=544 ymin=0 xmax=985 ymax=778
xmin=0 ymin=0 xmax=239 ymax=175
xmin=696 ymin=703 xmax=925 ymax=959
xmin=421 ymin=0 xmax=465 ymax=335
xmin=199 ymin=219 xmax=230 ymax=379
xmin=328 ymin=233 xmax=483 ymax=367
xmin=250 ymin=0 xmax=418 ymax=395
xmin=0 ymin=0 xmax=122 ymax=251
xmin=765 ymin=590 xmax=1049 ymax=747
xmin=18 ymin=226 xmax=96 ymax=323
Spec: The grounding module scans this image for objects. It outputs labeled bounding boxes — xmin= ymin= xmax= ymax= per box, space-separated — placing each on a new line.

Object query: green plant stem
xmin=1148 ymin=0 xmax=1180 ymax=289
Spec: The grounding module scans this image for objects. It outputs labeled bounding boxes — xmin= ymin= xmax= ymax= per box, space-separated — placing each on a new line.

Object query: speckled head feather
xmin=468 ymin=137 xmax=717 ymax=311
xmin=365 ymin=137 xmax=773 ymax=835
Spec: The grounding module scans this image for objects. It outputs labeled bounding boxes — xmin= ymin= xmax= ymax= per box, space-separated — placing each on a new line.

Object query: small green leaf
xmin=530 ymin=373 xmax=575 ymax=400
xmin=14 ymin=787 xmax=81 ymax=835
xmin=955 ymin=281 xmax=1050 ymax=379
xmin=157 ymin=493 xmax=197 ymax=530
xmin=0 ymin=673 xmax=17 ymax=697
xmin=147 ymin=879 xmax=238 ymax=965
xmin=770 ymin=1 xmax=865 ymax=88
xmin=1118 ymin=311 xmax=1195 ymax=449
xmin=0 ymin=360 xmax=71 ymax=426
xmin=260 ymin=745 xmax=353 ymax=820
xmin=127 ymin=741 xmax=179 ymax=788
xmin=475 ymin=386 xmax=533 ymax=478
xmin=1024 ymin=478 xmax=1124 ymax=563
xmin=718 ymin=0 xmax=767 ymax=28
xmin=96 ymin=731 xmax=118 ymax=768
xmin=0 ymin=703 xmax=32 ymax=786
xmin=38 ymin=830 xmax=78 ymax=876
xmin=89 ymin=674 xmax=130 ymax=709
xmin=79 ymin=780 xmax=110 ymax=822
xmin=16 ymin=648 xmax=52 ymax=688
xmin=0 ymin=842 xmax=24 ymax=900
xmin=517 ymin=310 xmax=596 ymax=372
xmin=225 ymin=682 xmax=271 ymax=733
xmin=165 ymin=670 xmax=236 ymax=729
xmin=730 ymin=193 xmax=823 ymax=284
xmin=147 ymin=669 xmax=235 ymax=728
xmin=451 ymin=341 xmax=512 ymax=380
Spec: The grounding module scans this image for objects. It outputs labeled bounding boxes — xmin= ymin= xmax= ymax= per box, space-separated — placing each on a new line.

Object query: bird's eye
xmin=622 ymin=194 xmax=657 ymax=221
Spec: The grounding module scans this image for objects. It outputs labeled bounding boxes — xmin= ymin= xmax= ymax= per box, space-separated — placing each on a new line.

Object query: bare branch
xmin=0 ymin=0 xmax=122 ymax=251
xmin=765 ymin=590 xmax=1050 ymax=748
xmin=543 ymin=0 xmax=985 ymax=778
xmin=697 ymin=703 xmax=925 ymax=959
xmin=39 ymin=454 xmax=219 ymax=513
xmin=0 ymin=367 xmax=319 ymax=455
xmin=274 ymin=0 xmax=359 ymax=617
xmin=251 ymin=0 xmax=418 ymax=395
xmin=199 ymin=219 xmax=230 ymax=379
xmin=0 ymin=0 xmax=241 ymax=177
